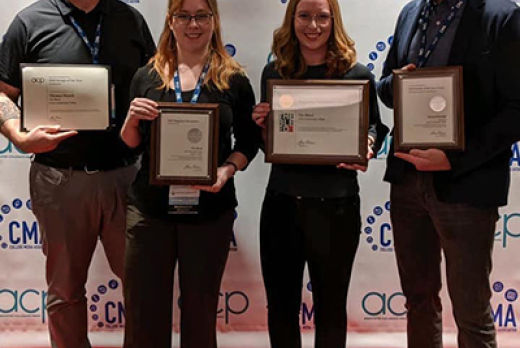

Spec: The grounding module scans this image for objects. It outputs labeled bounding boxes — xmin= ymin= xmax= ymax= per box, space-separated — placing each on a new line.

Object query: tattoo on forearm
xmin=0 ymin=96 xmax=21 ymax=127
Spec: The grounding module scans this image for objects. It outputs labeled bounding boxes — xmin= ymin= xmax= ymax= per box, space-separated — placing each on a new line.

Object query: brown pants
xmin=30 ymin=161 xmax=137 ymax=348
xmin=390 ymin=170 xmax=498 ymax=348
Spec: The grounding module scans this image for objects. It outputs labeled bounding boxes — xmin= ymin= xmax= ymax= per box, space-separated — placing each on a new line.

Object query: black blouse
xmin=129 ymin=65 xmax=261 ymax=221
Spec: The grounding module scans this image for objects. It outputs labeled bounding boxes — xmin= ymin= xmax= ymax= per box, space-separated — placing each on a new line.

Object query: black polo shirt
xmin=0 ymin=0 xmax=156 ymax=170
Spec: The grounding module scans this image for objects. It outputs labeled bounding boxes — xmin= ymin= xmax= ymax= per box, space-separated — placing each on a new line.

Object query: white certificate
xmin=400 ymin=76 xmax=455 ymax=144
xmin=272 ymin=85 xmax=362 ymax=156
xmin=21 ymin=64 xmax=111 ymax=131
xmin=158 ymin=111 xmax=210 ymax=178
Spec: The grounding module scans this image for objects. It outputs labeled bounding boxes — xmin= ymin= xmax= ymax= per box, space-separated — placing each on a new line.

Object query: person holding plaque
xmin=252 ymin=0 xmax=388 ymax=347
xmin=377 ymin=0 xmax=520 ymax=347
xmin=119 ymin=0 xmax=260 ymax=347
xmin=0 ymin=0 xmax=155 ymax=347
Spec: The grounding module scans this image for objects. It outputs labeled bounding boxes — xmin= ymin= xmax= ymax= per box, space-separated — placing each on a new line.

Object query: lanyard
xmin=173 ymin=62 xmax=210 ymax=104
xmin=69 ymin=14 xmax=103 ymax=64
xmin=417 ymin=0 xmax=465 ymax=68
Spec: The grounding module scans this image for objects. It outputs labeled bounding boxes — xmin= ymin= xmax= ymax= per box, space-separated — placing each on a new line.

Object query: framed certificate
xmin=20 ymin=64 xmax=112 ymax=131
xmin=266 ymin=79 xmax=370 ymax=165
xmin=150 ymin=103 xmax=219 ymax=186
xmin=393 ymin=66 xmax=465 ymax=151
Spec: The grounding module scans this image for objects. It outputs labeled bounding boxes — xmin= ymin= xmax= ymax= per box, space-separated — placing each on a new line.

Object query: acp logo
xmin=494 ymin=211 xmax=520 ymax=249
xmin=492 ymin=281 xmax=518 ymax=332
xmin=0 ymin=199 xmax=41 ymax=251
xmin=216 ymin=289 xmax=249 ymax=324
xmin=0 ymin=136 xmax=29 ymax=159
xmin=362 ymin=291 xmax=406 ymax=320
xmin=364 ymin=201 xmax=393 ymax=252
xmin=89 ymin=279 xmax=124 ymax=329
xmin=300 ymin=282 xmax=315 ymax=330
xmin=176 ymin=288 xmax=250 ymax=325
xmin=510 ymin=143 xmax=520 ymax=172
xmin=0 ymin=288 xmax=48 ymax=324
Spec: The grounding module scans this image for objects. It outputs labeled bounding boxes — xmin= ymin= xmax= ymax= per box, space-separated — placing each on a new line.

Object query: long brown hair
xmin=150 ymin=0 xmax=243 ymax=91
xmin=272 ymin=0 xmax=357 ymax=78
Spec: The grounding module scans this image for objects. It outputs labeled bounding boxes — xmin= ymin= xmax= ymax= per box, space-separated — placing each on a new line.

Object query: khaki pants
xmin=30 ymin=161 xmax=137 ymax=348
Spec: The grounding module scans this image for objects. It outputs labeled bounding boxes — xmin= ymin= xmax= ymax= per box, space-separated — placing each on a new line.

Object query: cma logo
xmin=364 ymin=201 xmax=393 ymax=252
xmin=0 ymin=199 xmax=41 ymax=250
xmin=362 ymin=291 xmax=406 ymax=318
xmin=0 ymin=289 xmax=48 ymax=324
xmin=510 ymin=143 xmax=520 ymax=171
xmin=89 ymin=280 xmax=124 ymax=329
xmin=30 ymin=77 xmax=45 ymax=84
xmin=491 ymin=281 xmax=518 ymax=331
xmin=0 ymin=137 xmax=29 ymax=158
xmin=301 ymin=282 xmax=314 ymax=329
xmin=366 ymin=37 xmax=393 ymax=72
xmin=494 ymin=211 xmax=520 ymax=249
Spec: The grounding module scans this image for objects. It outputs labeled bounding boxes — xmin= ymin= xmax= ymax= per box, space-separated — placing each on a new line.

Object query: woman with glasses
xmin=252 ymin=0 xmax=388 ymax=347
xmin=120 ymin=0 xmax=260 ymax=347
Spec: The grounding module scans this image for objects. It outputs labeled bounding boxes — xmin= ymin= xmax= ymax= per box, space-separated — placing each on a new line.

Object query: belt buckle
xmin=84 ymin=165 xmax=100 ymax=175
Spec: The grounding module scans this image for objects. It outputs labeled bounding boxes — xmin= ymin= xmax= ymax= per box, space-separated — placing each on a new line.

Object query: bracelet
xmin=224 ymin=161 xmax=239 ymax=173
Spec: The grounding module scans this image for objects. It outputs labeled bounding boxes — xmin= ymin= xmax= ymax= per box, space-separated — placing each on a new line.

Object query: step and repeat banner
xmin=1 ymin=0 xmax=520 ymax=347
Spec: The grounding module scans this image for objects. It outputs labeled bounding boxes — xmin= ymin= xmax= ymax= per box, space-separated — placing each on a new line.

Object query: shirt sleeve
xmin=231 ymin=73 xmax=261 ymax=168
xmin=0 ymin=15 xmax=28 ymax=89
xmin=140 ymin=16 xmax=156 ymax=65
xmin=120 ymin=66 xmax=149 ymax=156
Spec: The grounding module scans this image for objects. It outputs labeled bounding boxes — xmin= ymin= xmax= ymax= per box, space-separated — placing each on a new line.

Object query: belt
xmin=34 ymin=157 xmax=135 ymax=172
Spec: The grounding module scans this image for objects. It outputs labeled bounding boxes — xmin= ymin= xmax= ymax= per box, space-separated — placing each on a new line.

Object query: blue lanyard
xmin=69 ymin=15 xmax=103 ymax=64
xmin=173 ymin=62 xmax=210 ymax=104
xmin=417 ymin=0 xmax=465 ymax=68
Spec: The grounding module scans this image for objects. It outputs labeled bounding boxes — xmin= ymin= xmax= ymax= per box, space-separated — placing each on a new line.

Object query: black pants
xmin=260 ymin=190 xmax=361 ymax=348
xmin=391 ymin=170 xmax=498 ymax=348
xmin=123 ymin=205 xmax=235 ymax=348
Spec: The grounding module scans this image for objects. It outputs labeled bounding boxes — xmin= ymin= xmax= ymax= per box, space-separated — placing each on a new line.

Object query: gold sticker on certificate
xmin=279 ymin=94 xmax=294 ymax=109
xmin=430 ymin=96 xmax=447 ymax=113
xmin=188 ymin=128 xmax=203 ymax=143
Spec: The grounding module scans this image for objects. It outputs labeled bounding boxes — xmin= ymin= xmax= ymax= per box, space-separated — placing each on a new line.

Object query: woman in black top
xmin=120 ymin=0 xmax=260 ymax=347
xmin=252 ymin=0 xmax=389 ymax=347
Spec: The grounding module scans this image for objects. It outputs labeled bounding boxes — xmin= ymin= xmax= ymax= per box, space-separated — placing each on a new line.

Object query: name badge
xmin=168 ymin=185 xmax=200 ymax=215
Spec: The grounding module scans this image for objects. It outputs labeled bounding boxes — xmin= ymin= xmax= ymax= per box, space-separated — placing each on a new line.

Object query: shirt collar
xmin=54 ymin=0 xmax=110 ymax=16
xmin=431 ymin=0 xmax=460 ymax=9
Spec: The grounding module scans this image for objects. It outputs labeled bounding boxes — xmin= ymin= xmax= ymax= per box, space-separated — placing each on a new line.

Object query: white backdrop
xmin=1 ymin=0 xmax=520 ymax=347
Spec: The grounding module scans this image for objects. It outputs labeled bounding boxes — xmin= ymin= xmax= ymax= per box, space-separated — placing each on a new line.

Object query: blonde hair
xmin=150 ymin=0 xmax=243 ymax=91
xmin=272 ymin=0 xmax=357 ymax=78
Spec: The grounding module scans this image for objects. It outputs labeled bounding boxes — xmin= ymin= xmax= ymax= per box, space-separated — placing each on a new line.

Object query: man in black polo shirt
xmin=0 ymin=0 xmax=155 ymax=346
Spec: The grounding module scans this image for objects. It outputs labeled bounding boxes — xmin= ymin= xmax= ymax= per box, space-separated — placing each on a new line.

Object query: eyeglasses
xmin=295 ymin=12 xmax=333 ymax=26
xmin=173 ymin=12 xmax=213 ymax=25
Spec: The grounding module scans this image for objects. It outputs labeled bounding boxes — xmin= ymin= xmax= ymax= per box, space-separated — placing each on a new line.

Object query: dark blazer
xmin=377 ymin=0 xmax=520 ymax=207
